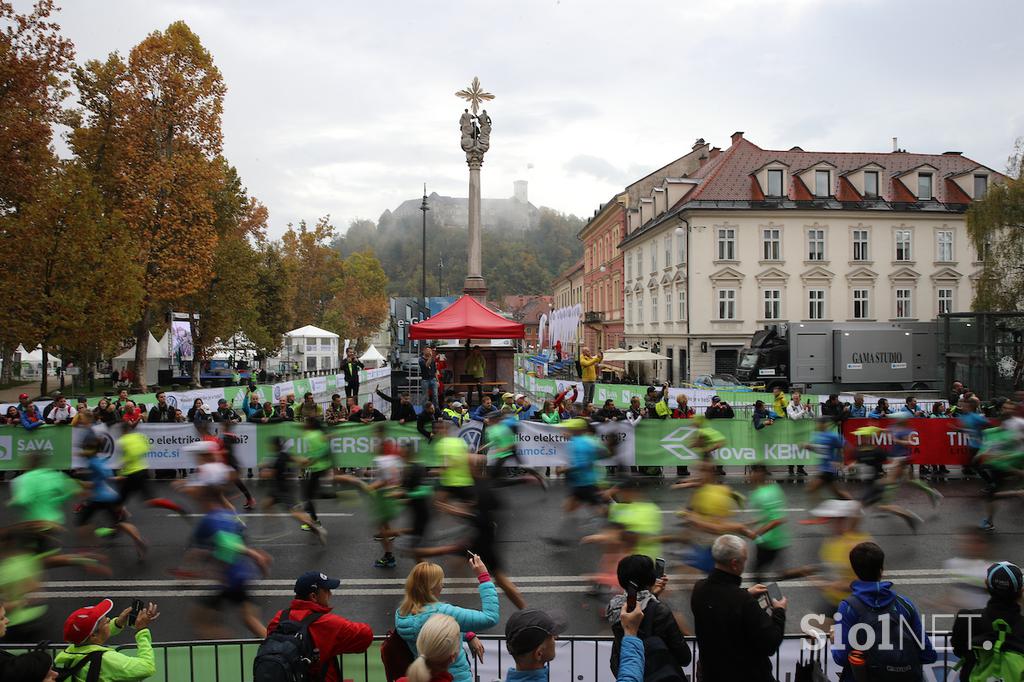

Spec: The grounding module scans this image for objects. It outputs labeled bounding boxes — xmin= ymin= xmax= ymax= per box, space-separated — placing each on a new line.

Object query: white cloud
xmin=30 ymin=0 xmax=1024 ymax=237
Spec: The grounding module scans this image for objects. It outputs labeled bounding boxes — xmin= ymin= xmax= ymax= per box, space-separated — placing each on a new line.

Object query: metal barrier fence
xmin=2 ymin=631 xmax=959 ymax=682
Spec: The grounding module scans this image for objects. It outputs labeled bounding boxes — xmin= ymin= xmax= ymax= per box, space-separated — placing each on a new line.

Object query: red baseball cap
xmin=18 ymin=393 xmax=28 ymax=400
xmin=64 ymin=599 xmax=114 ymax=645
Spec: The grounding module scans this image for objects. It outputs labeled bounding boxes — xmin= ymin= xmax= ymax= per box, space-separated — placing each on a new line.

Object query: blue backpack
xmin=844 ymin=594 xmax=925 ymax=681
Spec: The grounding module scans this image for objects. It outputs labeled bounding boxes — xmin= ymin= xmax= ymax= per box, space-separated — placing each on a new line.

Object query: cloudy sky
xmin=41 ymin=0 xmax=1024 ymax=237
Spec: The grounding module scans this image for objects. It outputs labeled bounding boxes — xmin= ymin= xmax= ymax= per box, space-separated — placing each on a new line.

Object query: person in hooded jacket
xmin=606 ymin=554 xmax=690 ymax=677
xmin=832 ymin=541 xmax=936 ymax=680
xmin=952 ymin=560 xmax=1024 ymax=679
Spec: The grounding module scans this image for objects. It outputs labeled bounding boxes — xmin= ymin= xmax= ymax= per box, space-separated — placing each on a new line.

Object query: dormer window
xmin=864 ymin=171 xmax=879 ymax=198
xmin=917 ymin=173 xmax=932 ymax=200
xmin=767 ymin=169 xmax=784 ymax=197
xmin=814 ymin=170 xmax=830 ymax=197
xmin=974 ymin=174 xmax=988 ymax=198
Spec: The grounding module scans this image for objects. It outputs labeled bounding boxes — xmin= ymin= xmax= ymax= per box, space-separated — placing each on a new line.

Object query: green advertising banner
xmin=0 ymin=426 xmax=72 ymax=469
xmin=633 ymin=418 xmax=818 ymax=465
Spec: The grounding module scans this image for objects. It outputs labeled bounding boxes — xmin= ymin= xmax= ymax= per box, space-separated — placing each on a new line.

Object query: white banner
xmin=72 ymin=422 xmax=260 ymax=470
xmin=511 ymin=420 xmax=628 ymax=467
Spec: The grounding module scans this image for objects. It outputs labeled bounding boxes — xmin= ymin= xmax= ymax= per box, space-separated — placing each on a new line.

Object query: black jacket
xmin=704 ymin=403 xmax=735 ymax=419
xmin=609 ymin=597 xmax=691 ymax=676
xmin=0 ymin=649 xmax=53 ymax=682
xmin=376 ymin=389 xmax=417 ymax=422
xmin=691 ymin=569 xmax=785 ymax=682
xmin=594 ymin=406 xmax=625 ymax=422
xmin=342 ymin=359 xmax=364 ymax=384
xmin=417 ymin=410 xmax=435 ymax=441
xmin=148 ymin=403 xmax=175 ymax=423
xmin=952 ymin=598 xmax=1024 ymax=679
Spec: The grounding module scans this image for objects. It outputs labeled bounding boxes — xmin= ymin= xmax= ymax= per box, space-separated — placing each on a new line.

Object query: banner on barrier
xmin=0 ymin=427 xmax=72 ymax=469
xmin=633 ymin=418 xmax=817 ymax=465
xmin=514 ymin=420 xmax=631 ymax=467
xmin=841 ymin=417 xmax=974 ymax=465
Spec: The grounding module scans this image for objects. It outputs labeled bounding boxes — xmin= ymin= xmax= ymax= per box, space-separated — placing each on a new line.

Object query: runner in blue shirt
xmin=544 ymin=419 xmax=608 ymax=547
xmin=804 ymin=417 xmax=852 ymax=508
xmin=75 ymin=447 xmax=149 ymax=560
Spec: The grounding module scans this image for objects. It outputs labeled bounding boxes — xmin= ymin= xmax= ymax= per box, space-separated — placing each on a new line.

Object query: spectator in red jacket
xmin=265 ymin=571 xmax=373 ymax=682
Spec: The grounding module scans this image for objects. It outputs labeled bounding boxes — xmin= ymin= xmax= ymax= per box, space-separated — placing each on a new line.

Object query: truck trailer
xmin=735 ymin=321 xmax=939 ymax=393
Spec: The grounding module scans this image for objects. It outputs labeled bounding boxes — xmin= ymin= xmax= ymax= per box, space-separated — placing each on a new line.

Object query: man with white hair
xmin=691 ymin=534 xmax=787 ymax=681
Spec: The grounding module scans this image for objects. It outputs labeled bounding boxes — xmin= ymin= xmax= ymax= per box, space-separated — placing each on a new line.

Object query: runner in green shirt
xmin=10 ymin=451 xmax=81 ymax=526
xmin=435 ymin=420 xmax=475 ymax=502
xmin=747 ymin=464 xmax=791 ymax=582
xmin=607 ymin=478 xmax=663 ymax=560
xmin=295 ymin=418 xmax=334 ymax=531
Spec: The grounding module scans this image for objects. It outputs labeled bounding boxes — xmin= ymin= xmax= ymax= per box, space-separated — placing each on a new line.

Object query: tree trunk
xmin=134 ymin=308 xmax=152 ymax=393
xmin=190 ymin=312 xmax=202 ymax=388
xmin=0 ymin=343 xmax=12 ymax=384
xmin=39 ymin=341 xmax=49 ymax=397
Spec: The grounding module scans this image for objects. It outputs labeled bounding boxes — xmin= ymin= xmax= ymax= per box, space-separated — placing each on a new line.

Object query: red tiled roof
xmin=749 ymin=175 xmax=765 ymax=201
xmin=790 ymin=175 xmax=814 ymax=201
xmin=944 ymin=178 xmax=972 ymax=204
xmin=836 ymin=176 xmax=862 ymax=202
xmin=681 ymin=137 xmax=999 ymax=204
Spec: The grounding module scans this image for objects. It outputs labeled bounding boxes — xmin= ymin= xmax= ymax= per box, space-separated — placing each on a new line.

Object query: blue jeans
xmin=422 ymin=378 xmax=438 ymax=404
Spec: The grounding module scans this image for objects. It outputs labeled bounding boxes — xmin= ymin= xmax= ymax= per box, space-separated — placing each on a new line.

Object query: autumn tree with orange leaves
xmin=109 ymin=21 xmax=226 ymax=391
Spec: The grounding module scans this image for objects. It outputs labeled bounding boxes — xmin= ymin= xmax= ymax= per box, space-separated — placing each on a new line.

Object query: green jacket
xmin=55 ymin=624 xmax=155 ymax=681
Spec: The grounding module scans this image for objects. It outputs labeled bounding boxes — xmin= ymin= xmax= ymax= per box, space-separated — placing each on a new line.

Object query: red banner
xmin=841 ymin=418 xmax=976 ymax=465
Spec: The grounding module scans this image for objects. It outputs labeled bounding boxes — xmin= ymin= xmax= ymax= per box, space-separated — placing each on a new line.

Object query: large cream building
xmin=621 ymin=132 xmax=1003 ymax=381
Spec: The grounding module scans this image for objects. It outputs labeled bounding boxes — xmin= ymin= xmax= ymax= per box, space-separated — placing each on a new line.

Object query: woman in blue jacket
xmin=395 ymin=556 xmax=500 ymax=682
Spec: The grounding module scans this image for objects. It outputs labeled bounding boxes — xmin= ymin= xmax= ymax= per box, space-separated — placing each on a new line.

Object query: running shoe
xmin=300 ymin=522 xmax=322 ymax=532
xmin=980 ymin=518 xmax=995 ymax=532
xmin=243 ymin=499 xmax=256 ymax=511
xmin=904 ymin=511 xmax=923 ymax=534
xmin=374 ymin=555 xmax=396 ymax=569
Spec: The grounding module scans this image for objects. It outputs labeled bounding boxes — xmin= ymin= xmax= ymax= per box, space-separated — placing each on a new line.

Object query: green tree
xmin=322 ymin=251 xmax=389 ymax=347
xmin=280 ymin=217 xmax=343 ymax=326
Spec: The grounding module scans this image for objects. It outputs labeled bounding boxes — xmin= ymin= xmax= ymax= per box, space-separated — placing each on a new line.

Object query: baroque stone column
xmin=463 ymin=149 xmax=487 ymax=301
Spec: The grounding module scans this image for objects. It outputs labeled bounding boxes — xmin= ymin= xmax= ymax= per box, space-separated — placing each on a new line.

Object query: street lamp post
xmin=420 ymin=184 xmax=429 ymax=318
xmin=438 ymin=255 xmax=444 ymax=297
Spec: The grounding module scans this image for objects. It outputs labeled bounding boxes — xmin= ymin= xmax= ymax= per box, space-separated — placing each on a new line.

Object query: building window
xmin=938 ymin=288 xmax=953 ymax=315
xmin=864 ymin=171 xmax=879 ymax=198
xmin=895 ymin=229 xmax=912 ymax=261
xmin=637 ymin=246 xmax=643 ymax=274
xmin=663 ymin=236 xmax=671 ymax=268
xmin=762 ymin=228 xmax=781 ymax=260
xmin=665 ymin=289 xmax=672 ymax=321
xmin=651 ymin=292 xmax=658 ymax=322
xmin=678 ymin=286 xmax=686 ymax=320
xmin=763 ymin=289 xmax=781 ymax=320
xmin=678 ymin=233 xmax=686 ymax=265
xmin=815 ymin=170 xmax=830 ymax=197
xmin=895 ymin=288 xmax=912 ymax=318
xmin=853 ymin=229 xmax=869 ymax=261
xmin=717 ymin=289 xmax=736 ymax=320
xmin=650 ymin=243 xmax=657 ymax=272
xmin=917 ymin=173 xmax=932 ymax=200
xmin=717 ymin=228 xmax=736 ymax=260
xmin=767 ymin=169 xmax=784 ymax=197
xmin=807 ymin=289 xmax=825 ymax=320
xmin=624 ymin=295 xmax=630 ymax=324
xmin=974 ymin=174 xmax=988 ymax=199
xmin=637 ymin=292 xmax=643 ymax=323
xmin=853 ymin=289 xmax=869 ymax=319
xmin=625 ymin=252 xmax=631 ymax=280
xmin=936 ymin=230 xmax=954 ymax=262
xmin=807 ymin=228 xmax=825 ymax=261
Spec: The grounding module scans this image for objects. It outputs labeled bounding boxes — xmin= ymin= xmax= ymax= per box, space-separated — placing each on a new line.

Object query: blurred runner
xmin=803 ymin=417 xmax=852 ymax=509
xmin=544 ymin=419 xmax=609 ymax=547
xmin=257 ymin=436 xmax=326 ymax=544
xmin=115 ymin=422 xmax=186 ymax=517
xmin=76 ymin=437 xmax=149 ymax=561
xmin=295 ymin=417 xmax=335 ymax=533
xmin=975 ymin=400 xmax=1024 ymax=532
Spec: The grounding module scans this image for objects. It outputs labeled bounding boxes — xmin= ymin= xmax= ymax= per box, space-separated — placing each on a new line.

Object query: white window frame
xmin=767 ymin=169 xmax=784 ymax=197
xmin=717 ymin=288 xmax=736 ymax=320
xmin=807 ymin=228 xmax=826 ymax=261
xmin=815 ymin=170 xmax=830 ymax=197
xmin=677 ymin=285 xmax=686 ymax=320
xmin=625 ymin=251 xmax=631 ymax=280
xmin=852 ymin=229 xmax=869 ymax=261
xmin=650 ymin=243 xmax=657 ymax=272
xmin=637 ymin=292 xmax=643 ymax=323
xmin=864 ymin=171 xmax=879 ymax=198
xmin=936 ymin=230 xmax=954 ymax=262
xmin=665 ymin=289 xmax=672 ymax=321
xmin=663 ymin=236 xmax=671 ymax=269
xmin=938 ymin=288 xmax=953 ymax=315
xmin=895 ymin=288 xmax=912 ymax=319
xmin=677 ymin=234 xmax=686 ymax=265
xmin=762 ymin=228 xmax=781 ymax=261
xmin=853 ymin=289 xmax=870 ymax=319
xmin=807 ymin=289 xmax=826 ymax=320
xmin=895 ymin=230 xmax=912 ymax=261
xmin=717 ymin=228 xmax=736 ymax=260
xmin=762 ymin=289 xmax=781 ymax=320
xmin=974 ymin=174 xmax=988 ymax=199
xmin=917 ymin=173 xmax=933 ymax=200
xmin=625 ymin=294 xmax=631 ymax=324
xmin=651 ymin=291 xmax=658 ymax=322
xmin=637 ymin=246 xmax=643 ymax=275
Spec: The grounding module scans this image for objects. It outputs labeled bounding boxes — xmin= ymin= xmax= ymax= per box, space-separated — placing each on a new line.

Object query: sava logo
xmin=0 ymin=435 xmax=12 ymax=461
xmin=659 ymin=426 xmax=699 ymax=461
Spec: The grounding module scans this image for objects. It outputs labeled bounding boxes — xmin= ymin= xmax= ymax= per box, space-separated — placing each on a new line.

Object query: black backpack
xmin=637 ymin=606 xmax=687 ymax=682
xmin=253 ymin=610 xmax=326 ymax=682
xmin=55 ymin=650 xmax=104 ymax=682
xmin=844 ymin=595 xmax=925 ymax=681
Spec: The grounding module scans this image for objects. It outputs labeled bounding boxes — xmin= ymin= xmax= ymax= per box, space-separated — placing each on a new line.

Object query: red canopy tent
xmin=409 ymin=295 xmax=524 ymax=340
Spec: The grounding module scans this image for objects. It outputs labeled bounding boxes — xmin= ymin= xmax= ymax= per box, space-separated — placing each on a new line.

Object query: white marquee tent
xmin=113 ymin=332 xmax=171 ymax=386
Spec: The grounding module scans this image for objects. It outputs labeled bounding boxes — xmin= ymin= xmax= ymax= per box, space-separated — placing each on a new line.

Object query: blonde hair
xmin=404 ymin=614 xmax=461 ymax=682
xmin=399 ymin=562 xmax=444 ymax=616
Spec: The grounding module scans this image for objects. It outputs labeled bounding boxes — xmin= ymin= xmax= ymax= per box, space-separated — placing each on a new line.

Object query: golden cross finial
xmin=455 ymin=76 xmax=494 ymax=115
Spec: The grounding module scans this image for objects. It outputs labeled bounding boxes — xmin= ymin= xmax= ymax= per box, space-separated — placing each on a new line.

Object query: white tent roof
xmin=114 ymin=333 xmax=168 ymax=361
xmin=17 ymin=345 xmax=61 ymax=363
xmin=285 ymin=325 xmax=339 ymax=338
xmin=359 ymin=344 xmax=386 ymax=362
